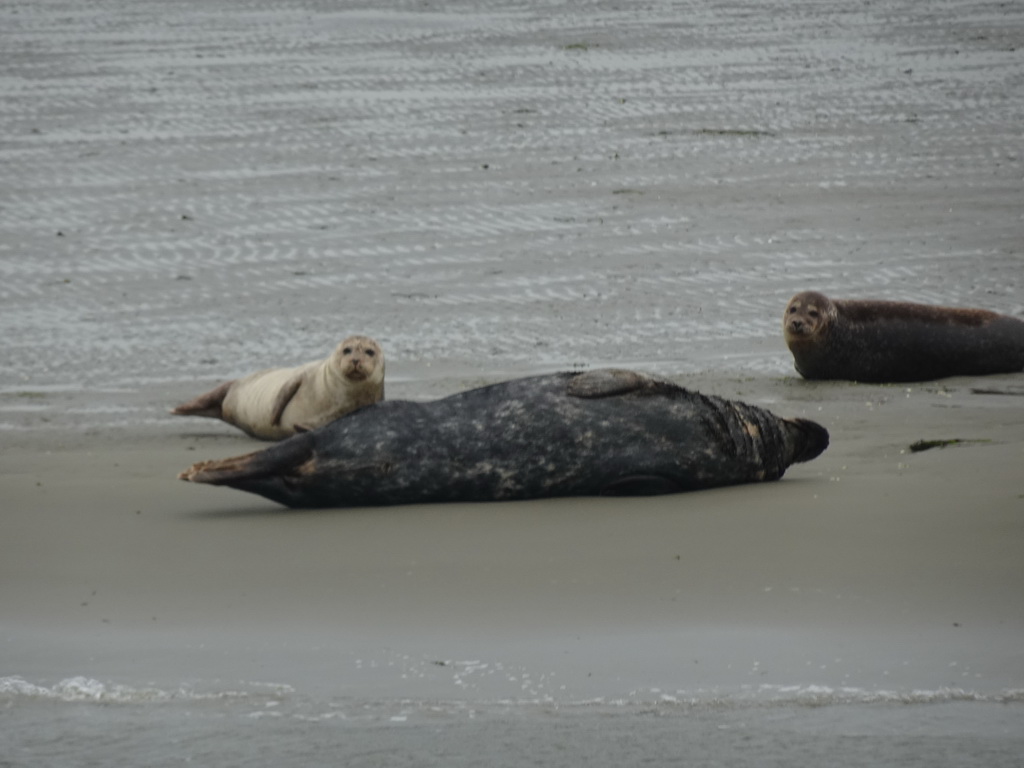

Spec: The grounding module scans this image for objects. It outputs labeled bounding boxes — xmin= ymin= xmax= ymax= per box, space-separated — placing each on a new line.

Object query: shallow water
xmin=2 ymin=0 xmax=1022 ymax=431
xmin=3 ymin=676 xmax=1023 ymax=768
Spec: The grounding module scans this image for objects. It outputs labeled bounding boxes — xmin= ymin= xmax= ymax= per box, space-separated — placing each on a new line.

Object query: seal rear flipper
xmin=600 ymin=474 xmax=683 ymax=496
xmin=178 ymin=433 xmax=316 ymax=487
xmin=568 ymin=369 xmax=669 ymax=399
xmin=171 ymin=380 xmax=234 ymax=419
xmin=269 ymin=376 xmax=304 ymax=427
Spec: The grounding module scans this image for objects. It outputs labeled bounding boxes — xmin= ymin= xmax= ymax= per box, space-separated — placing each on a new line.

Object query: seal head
xmin=783 ymin=291 xmax=834 ymax=347
xmin=331 ymin=335 xmax=381 ymax=384
xmin=783 ymin=291 xmax=841 ymax=380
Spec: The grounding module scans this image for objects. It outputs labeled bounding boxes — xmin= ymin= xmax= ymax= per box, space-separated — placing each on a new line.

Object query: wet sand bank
xmin=5 ymin=373 xmax=1023 ymax=704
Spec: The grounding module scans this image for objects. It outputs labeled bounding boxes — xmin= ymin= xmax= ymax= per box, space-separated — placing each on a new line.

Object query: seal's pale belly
xmin=222 ymin=363 xmax=320 ymax=439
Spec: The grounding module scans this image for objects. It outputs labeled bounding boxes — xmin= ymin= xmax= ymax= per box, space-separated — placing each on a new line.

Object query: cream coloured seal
xmin=172 ymin=335 xmax=384 ymax=440
xmin=783 ymin=291 xmax=1024 ymax=382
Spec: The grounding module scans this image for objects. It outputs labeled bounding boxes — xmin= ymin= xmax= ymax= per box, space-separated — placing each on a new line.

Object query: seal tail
xmin=171 ymin=380 xmax=233 ymax=419
xmin=784 ymin=418 xmax=830 ymax=464
xmin=179 ymin=432 xmax=315 ymax=486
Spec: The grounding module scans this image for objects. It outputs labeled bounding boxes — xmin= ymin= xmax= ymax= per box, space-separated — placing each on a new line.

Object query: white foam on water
xmin=0 ymin=675 xmax=294 ymax=705
xmin=4 ymin=673 xmax=1020 ymax=719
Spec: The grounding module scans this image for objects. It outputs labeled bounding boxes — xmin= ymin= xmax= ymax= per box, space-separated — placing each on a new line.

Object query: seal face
xmin=178 ymin=369 xmax=829 ymax=509
xmin=784 ymin=291 xmax=1024 ymax=383
xmin=171 ymin=335 xmax=385 ymax=440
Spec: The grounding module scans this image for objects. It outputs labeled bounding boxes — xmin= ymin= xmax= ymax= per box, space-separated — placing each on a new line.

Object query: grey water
xmin=3 ymin=678 xmax=1023 ymax=768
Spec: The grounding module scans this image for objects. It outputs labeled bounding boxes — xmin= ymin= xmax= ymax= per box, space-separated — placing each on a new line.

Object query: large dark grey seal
xmin=178 ymin=369 xmax=829 ymax=509
xmin=784 ymin=291 xmax=1024 ymax=383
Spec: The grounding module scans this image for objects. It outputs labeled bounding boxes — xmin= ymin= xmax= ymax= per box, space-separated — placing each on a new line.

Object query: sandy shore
xmin=5 ymin=370 xmax=1023 ymax=703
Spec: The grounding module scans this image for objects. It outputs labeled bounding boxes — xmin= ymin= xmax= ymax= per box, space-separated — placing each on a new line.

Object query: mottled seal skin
xmin=178 ymin=369 xmax=829 ymax=509
xmin=171 ymin=335 xmax=384 ymax=440
xmin=784 ymin=291 xmax=1024 ymax=383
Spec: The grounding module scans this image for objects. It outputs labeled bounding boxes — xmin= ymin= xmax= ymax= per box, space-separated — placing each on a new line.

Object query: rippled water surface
xmin=3 ymin=675 xmax=1023 ymax=768
xmin=3 ymin=0 xmax=1022 ymax=433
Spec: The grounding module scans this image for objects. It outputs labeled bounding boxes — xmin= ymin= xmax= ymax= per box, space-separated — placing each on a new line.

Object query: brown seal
xmin=171 ymin=335 xmax=384 ymax=439
xmin=783 ymin=291 xmax=1024 ymax=382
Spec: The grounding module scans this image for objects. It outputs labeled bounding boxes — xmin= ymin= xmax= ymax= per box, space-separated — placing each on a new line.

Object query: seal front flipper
xmin=171 ymin=380 xmax=234 ymax=419
xmin=567 ymin=369 xmax=667 ymax=398
xmin=600 ymin=475 xmax=683 ymax=496
xmin=269 ymin=375 xmax=304 ymax=427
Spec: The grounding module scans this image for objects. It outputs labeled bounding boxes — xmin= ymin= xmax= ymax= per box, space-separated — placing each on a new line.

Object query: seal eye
xmin=788 ymin=306 xmax=797 ymax=314
xmin=808 ymin=310 xmax=819 ymax=318
xmin=365 ymin=349 xmax=375 ymax=357
xmin=342 ymin=347 xmax=353 ymax=355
